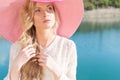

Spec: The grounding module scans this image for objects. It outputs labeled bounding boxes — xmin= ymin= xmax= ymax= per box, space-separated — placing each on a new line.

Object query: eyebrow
xmin=47 ymin=4 xmax=53 ymax=7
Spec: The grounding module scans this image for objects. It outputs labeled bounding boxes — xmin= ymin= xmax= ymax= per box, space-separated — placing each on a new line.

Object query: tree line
xmin=84 ymin=0 xmax=120 ymax=10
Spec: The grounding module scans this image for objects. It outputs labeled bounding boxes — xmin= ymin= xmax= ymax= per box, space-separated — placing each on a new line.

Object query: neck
xmin=36 ymin=29 xmax=56 ymax=50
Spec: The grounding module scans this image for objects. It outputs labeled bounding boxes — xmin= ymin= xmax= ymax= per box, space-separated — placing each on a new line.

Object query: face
xmin=33 ymin=2 xmax=56 ymax=30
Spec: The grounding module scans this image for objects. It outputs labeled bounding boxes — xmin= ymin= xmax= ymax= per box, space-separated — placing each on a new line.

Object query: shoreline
xmin=83 ymin=8 xmax=120 ymax=23
xmin=0 ymin=36 xmax=2 ymax=39
xmin=0 ymin=35 xmax=3 ymax=38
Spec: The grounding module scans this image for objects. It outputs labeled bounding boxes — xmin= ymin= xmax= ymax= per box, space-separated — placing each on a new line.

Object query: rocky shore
xmin=83 ymin=8 xmax=120 ymax=23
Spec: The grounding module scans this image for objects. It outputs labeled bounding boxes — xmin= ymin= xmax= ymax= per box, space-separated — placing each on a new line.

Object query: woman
xmin=3 ymin=0 xmax=84 ymax=80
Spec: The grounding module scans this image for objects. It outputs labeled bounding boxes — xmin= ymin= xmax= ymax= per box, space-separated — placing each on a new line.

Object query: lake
xmin=0 ymin=22 xmax=120 ymax=80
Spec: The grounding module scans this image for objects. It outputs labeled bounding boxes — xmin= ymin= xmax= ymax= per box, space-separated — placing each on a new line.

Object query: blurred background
xmin=0 ymin=0 xmax=120 ymax=80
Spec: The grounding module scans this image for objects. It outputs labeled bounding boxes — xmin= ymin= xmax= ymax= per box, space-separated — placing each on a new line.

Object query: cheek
xmin=34 ymin=16 xmax=42 ymax=25
xmin=51 ymin=14 xmax=56 ymax=23
xmin=34 ymin=15 xmax=41 ymax=22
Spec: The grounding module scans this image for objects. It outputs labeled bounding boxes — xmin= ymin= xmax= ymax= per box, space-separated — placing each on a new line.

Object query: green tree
xmin=113 ymin=0 xmax=120 ymax=8
xmin=84 ymin=1 xmax=95 ymax=10
xmin=103 ymin=0 xmax=109 ymax=7
xmin=84 ymin=0 xmax=120 ymax=10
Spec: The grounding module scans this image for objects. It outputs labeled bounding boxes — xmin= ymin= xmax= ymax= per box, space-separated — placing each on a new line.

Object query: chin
xmin=43 ymin=24 xmax=54 ymax=29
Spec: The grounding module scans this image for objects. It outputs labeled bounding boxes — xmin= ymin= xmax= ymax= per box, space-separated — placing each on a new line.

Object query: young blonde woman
xmin=3 ymin=0 xmax=84 ymax=80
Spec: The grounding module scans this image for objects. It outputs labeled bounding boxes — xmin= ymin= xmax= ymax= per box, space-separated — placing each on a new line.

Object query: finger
xmin=38 ymin=57 xmax=47 ymax=62
xmin=21 ymin=48 xmax=36 ymax=59
xmin=38 ymin=58 xmax=46 ymax=62
xmin=36 ymin=55 xmax=48 ymax=61
xmin=38 ymin=63 xmax=45 ymax=67
xmin=23 ymin=45 xmax=34 ymax=51
xmin=42 ymin=53 xmax=48 ymax=57
xmin=38 ymin=61 xmax=46 ymax=68
xmin=29 ymin=52 xmax=36 ymax=59
xmin=26 ymin=48 xmax=36 ymax=54
xmin=37 ymin=56 xmax=47 ymax=64
xmin=24 ymin=49 xmax=36 ymax=59
xmin=37 ymin=53 xmax=48 ymax=57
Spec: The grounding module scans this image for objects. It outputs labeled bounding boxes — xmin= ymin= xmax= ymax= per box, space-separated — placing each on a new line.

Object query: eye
xmin=35 ymin=8 xmax=41 ymax=13
xmin=47 ymin=6 xmax=54 ymax=12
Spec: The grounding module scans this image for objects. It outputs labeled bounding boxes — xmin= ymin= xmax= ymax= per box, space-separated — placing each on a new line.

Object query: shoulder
xmin=10 ymin=41 xmax=22 ymax=61
xmin=56 ymin=35 xmax=76 ymax=48
xmin=10 ymin=41 xmax=22 ymax=52
xmin=57 ymin=36 xmax=77 ymax=59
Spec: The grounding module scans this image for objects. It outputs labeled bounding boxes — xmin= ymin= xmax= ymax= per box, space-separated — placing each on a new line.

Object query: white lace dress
xmin=4 ymin=35 xmax=77 ymax=80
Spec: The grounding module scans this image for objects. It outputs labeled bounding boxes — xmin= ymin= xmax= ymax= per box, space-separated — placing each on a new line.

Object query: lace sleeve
xmin=4 ymin=42 xmax=21 ymax=80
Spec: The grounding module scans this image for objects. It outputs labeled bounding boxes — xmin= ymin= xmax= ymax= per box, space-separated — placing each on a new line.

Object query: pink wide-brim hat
xmin=0 ymin=0 xmax=84 ymax=43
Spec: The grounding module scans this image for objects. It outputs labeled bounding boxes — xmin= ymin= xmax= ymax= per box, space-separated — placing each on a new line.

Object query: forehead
xmin=35 ymin=2 xmax=53 ymax=7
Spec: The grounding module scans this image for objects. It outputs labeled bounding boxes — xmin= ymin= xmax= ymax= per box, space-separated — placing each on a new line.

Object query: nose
xmin=43 ymin=11 xmax=49 ymax=17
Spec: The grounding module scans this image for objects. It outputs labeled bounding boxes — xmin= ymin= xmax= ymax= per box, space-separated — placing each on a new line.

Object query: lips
xmin=43 ymin=19 xmax=51 ymax=23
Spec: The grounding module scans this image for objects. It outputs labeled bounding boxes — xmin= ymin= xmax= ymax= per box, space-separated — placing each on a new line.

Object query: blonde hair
xmin=19 ymin=0 xmax=60 ymax=48
xmin=19 ymin=0 xmax=60 ymax=80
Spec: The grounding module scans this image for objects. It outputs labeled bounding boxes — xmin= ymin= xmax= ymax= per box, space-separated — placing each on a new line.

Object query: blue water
xmin=0 ymin=22 xmax=120 ymax=80
xmin=0 ymin=38 xmax=11 ymax=80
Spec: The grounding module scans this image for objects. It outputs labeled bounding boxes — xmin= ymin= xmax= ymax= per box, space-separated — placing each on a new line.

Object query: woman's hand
xmin=13 ymin=45 xmax=36 ymax=70
xmin=36 ymin=53 xmax=62 ymax=79
xmin=10 ymin=45 xmax=36 ymax=80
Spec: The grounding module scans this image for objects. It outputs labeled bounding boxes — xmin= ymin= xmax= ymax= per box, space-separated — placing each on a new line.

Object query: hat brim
xmin=0 ymin=0 xmax=84 ymax=43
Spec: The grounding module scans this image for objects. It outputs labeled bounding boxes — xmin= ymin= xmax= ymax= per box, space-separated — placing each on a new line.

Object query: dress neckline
xmin=41 ymin=35 xmax=60 ymax=53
